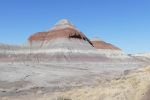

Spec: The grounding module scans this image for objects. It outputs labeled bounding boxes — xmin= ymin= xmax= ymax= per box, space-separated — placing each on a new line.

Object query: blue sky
xmin=0 ymin=0 xmax=150 ymax=53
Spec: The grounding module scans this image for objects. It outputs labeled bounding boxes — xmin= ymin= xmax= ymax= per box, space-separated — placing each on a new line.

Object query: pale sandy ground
xmin=1 ymin=65 xmax=150 ymax=100
xmin=50 ymin=65 xmax=150 ymax=100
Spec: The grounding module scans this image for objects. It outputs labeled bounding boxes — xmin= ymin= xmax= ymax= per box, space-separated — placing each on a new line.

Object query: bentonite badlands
xmin=0 ymin=19 xmax=150 ymax=100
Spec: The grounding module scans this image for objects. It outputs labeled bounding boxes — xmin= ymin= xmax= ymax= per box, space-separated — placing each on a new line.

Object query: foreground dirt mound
xmin=41 ymin=65 xmax=150 ymax=100
xmin=0 ymin=64 xmax=149 ymax=100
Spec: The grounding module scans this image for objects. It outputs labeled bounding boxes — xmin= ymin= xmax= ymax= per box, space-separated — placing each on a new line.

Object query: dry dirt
xmin=0 ymin=62 xmax=149 ymax=100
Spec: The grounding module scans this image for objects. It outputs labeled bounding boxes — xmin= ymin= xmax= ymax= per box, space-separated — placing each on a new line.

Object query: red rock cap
xmin=28 ymin=19 xmax=93 ymax=46
xmin=91 ymin=38 xmax=121 ymax=50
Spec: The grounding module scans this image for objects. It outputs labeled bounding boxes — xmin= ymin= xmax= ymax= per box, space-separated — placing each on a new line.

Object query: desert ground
xmin=0 ymin=61 xmax=149 ymax=100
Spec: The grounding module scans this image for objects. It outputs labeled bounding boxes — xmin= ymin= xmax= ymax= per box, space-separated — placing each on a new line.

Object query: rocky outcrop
xmin=0 ymin=19 xmax=134 ymax=63
xmin=91 ymin=38 xmax=121 ymax=50
xmin=89 ymin=38 xmax=128 ymax=58
xmin=22 ymin=19 xmax=111 ymax=62
xmin=28 ymin=19 xmax=93 ymax=47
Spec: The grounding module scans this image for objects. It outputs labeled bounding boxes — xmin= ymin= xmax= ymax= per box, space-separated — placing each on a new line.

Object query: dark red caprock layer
xmin=91 ymin=40 xmax=121 ymax=50
xmin=28 ymin=28 xmax=93 ymax=46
